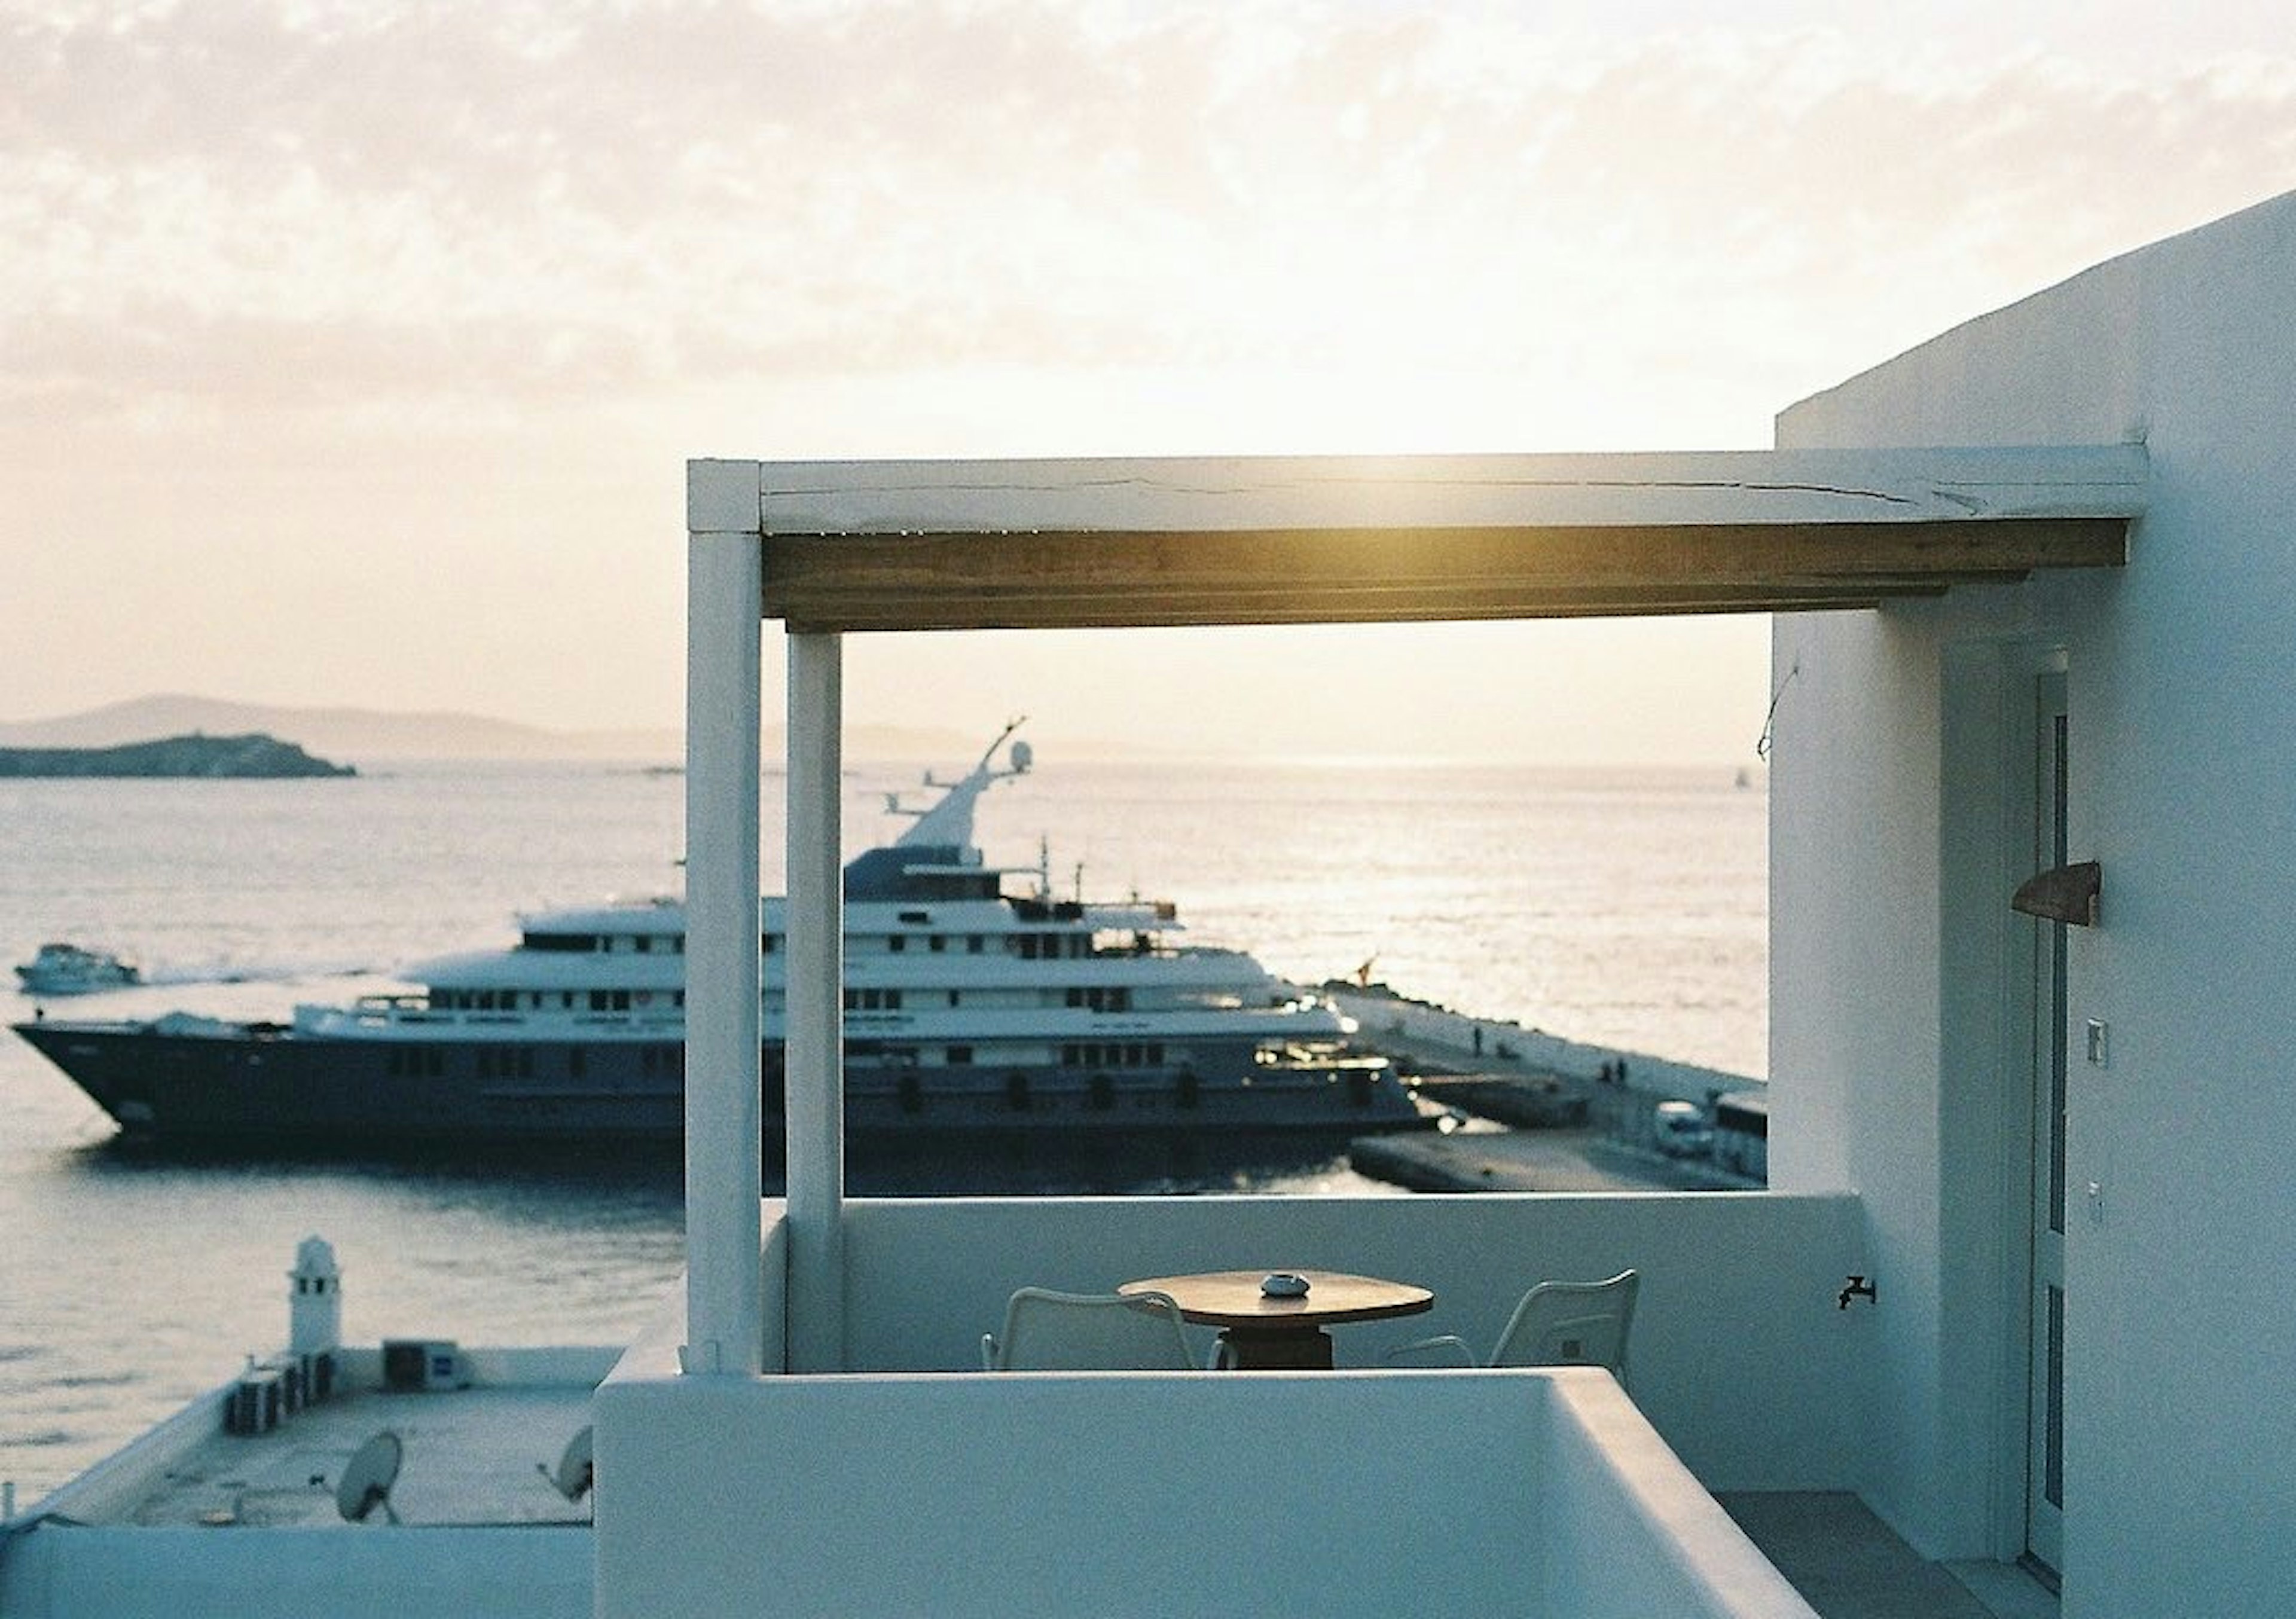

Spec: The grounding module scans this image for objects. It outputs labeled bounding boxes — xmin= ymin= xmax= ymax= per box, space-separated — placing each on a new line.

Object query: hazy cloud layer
xmin=6 ymin=2 xmax=2295 ymax=753
xmin=10 ymin=1 xmax=2296 ymax=424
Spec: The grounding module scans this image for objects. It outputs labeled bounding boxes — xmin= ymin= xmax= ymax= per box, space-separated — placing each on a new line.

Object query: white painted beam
xmin=784 ymin=634 xmax=846 ymax=1373
xmin=683 ymin=463 xmax=764 ymax=1377
xmin=752 ymin=444 xmax=2148 ymax=537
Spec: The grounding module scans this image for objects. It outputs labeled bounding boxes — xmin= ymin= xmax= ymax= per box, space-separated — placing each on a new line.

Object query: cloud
xmin=6 ymin=1 xmax=2296 ymax=432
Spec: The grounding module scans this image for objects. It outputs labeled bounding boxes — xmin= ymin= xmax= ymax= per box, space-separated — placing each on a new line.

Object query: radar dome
xmin=1010 ymin=740 xmax=1033 ymax=773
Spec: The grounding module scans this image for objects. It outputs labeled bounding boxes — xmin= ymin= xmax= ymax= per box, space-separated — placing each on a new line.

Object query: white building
xmin=602 ymin=200 xmax=2296 ymax=1619
xmin=11 ymin=192 xmax=2291 ymax=1619
xmin=1768 ymin=187 xmax=2296 ymax=1613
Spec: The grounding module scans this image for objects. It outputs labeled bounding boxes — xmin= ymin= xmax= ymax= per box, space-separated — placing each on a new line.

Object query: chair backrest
xmin=1488 ymin=1270 xmax=1639 ymax=1385
xmin=982 ymin=1287 xmax=1197 ymax=1371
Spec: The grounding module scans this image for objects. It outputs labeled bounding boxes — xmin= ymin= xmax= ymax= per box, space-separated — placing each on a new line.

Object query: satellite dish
xmin=337 ymin=1429 xmax=402 ymax=1525
xmin=539 ymin=1424 xmax=594 ymax=1504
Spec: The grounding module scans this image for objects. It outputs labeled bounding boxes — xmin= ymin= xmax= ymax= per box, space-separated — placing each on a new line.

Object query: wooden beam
xmin=762 ymin=518 xmax=2121 ymax=632
xmin=783 ymin=588 xmax=1906 ymax=634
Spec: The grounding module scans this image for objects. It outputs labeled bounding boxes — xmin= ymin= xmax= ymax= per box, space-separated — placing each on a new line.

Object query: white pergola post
xmin=682 ymin=471 xmax=764 ymax=1377
xmin=784 ymin=632 xmax=846 ymax=1371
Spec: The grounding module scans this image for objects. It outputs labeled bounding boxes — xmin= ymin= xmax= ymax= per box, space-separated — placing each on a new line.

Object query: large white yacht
xmin=11 ymin=726 xmax=1422 ymax=1151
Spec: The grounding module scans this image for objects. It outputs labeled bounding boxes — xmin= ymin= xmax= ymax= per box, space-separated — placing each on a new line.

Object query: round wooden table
xmin=1119 ymin=1269 xmax=1434 ymax=1370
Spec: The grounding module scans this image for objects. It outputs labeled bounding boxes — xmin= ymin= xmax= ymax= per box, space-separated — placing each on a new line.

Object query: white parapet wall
xmin=596 ymin=1362 xmax=1816 ymax=1619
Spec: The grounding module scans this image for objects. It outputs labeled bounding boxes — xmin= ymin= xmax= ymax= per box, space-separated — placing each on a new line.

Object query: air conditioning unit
xmin=254 ymin=1352 xmax=307 ymax=1415
xmin=381 ymin=1337 xmax=468 ymax=1392
xmin=227 ymin=1367 xmax=285 ymax=1435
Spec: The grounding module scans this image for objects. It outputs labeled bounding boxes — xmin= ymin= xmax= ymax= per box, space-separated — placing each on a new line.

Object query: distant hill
xmin=0 ymin=733 xmax=355 ymax=779
xmin=0 ymin=695 xmax=682 ymax=763
xmin=0 ymin=695 xmax=985 ymax=765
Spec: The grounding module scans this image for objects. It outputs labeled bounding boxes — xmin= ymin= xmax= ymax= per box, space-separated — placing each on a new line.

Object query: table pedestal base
xmin=1218 ymin=1327 xmax=1335 ymax=1370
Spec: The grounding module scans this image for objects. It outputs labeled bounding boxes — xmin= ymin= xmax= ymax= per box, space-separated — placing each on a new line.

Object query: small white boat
xmin=14 ymin=942 xmax=141 ymax=995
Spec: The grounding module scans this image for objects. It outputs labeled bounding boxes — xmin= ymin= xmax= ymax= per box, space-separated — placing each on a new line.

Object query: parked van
xmin=1653 ymin=1099 xmax=1713 ymax=1158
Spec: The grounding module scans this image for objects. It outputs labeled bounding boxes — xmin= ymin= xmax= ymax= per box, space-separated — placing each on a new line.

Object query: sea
xmin=0 ymin=756 xmax=1765 ymax=1501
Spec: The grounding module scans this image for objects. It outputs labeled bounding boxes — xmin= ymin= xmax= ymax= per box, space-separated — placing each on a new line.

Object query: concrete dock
xmin=1335 ymin=983 xmax=1765 ymax=1194
xmin=1352 ymin=1120 xmax=1754 ymax=1193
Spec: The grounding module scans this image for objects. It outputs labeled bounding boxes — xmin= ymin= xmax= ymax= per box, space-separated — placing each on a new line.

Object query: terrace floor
xmin=1721 ymin=1493 xmax=2059 ymax=1619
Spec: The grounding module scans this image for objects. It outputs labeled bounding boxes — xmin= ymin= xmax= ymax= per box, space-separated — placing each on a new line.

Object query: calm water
xmin=0 ymin=757 xmax=1764 ymax=1498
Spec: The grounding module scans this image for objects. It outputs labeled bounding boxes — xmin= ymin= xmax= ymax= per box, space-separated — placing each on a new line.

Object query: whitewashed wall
xmin=836 ymin=1189 xmax=1861 ymax=1487
xmin=1770 ymin=189 xmax=2296 ymax=1615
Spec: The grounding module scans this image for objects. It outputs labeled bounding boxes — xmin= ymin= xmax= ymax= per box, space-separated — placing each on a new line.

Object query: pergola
xmin=680 ymin=444 xmax=2146 ymax=1374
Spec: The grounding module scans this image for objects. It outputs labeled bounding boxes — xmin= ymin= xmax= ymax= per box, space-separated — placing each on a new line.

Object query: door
xmin=2025 ymin=671 xmax=2069 ymax=1578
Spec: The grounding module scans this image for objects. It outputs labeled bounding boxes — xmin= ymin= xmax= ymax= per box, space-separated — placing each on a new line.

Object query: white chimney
xmin=288 ymin=1235 xmax=341 ymax=1357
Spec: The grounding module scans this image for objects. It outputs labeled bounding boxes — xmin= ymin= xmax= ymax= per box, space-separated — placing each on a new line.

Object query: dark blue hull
xmin=13 ymin=1020 xmax=1426 ymax=1153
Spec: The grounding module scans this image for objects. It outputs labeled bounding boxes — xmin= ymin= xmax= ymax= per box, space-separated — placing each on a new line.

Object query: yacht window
xmin=612 ymin=990 xmax=631 ymax=1011
xmin=947 ymin=1045 xmax=973 ymax=1065
xmin=590 ymin=991 xmax=609 ymax=1012
xmin=948 ymin=991 xmax=960 ymax=1008
xmin=762 ymin=935 xmax=778 ymax=954
xmin=889 ymin=936 xmax=906 ymax=954
xmin=967 ymin=936 xmax=984 ymax=954
xmin=636 ymin=937 xmax=652 ymax=954
xmin=523 ymin=932 xmax=595 ymax=952
xmin=930 ymin=934 xmax=946 ymax=952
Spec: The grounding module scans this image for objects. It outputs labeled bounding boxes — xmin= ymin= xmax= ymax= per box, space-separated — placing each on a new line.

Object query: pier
xmin=1335 ymin=983 xmax=1764 ymax=1193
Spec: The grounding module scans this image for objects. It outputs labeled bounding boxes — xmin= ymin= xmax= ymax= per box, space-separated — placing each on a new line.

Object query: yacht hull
xmin=12 ymin=1019 xmax=1424 ymax=1152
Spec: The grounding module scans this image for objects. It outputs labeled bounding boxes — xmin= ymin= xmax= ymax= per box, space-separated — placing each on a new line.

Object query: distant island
xmin=0 ymin=732 xmax=356 ymax=779
xmin=0 ymin=694 xmax=954 ymax=764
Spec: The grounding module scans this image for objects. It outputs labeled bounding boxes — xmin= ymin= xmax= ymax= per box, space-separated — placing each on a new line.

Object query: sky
xmin=7 ymin=1 xmax=2296 ymax=765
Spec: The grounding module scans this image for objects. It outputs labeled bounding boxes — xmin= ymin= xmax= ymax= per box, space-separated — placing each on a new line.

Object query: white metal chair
xmin=537 ymin=1424 xmax=594 ymax=1515
xmin=1388 ymin=1270 xmax=1639 ymax=1388
xmin=979 ymin=1287 xmax=1198 ymax=1371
